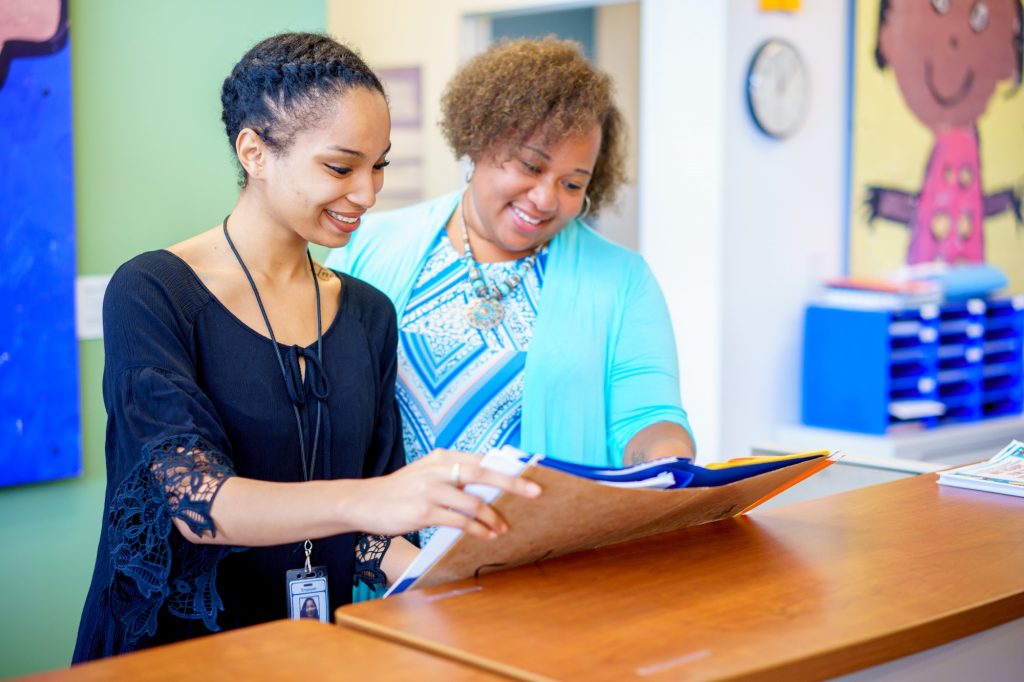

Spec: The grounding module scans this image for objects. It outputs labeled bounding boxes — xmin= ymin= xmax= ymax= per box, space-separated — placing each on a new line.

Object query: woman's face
xmin=464 ymin=124 xmax=602 ymax=262
xmin=259 ymin=86 xmax=391 ymax=248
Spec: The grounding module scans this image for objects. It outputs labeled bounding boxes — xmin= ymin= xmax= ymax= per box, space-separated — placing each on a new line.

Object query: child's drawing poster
xmin=0 ymin=0 xmax=80 ymax=487
xmin=850 ymin=0 xmax=1024 ymax=292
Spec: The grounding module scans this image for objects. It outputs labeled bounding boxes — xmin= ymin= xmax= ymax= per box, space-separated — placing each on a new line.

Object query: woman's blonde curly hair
xmin=440 ymin=36 xmax=626 ymax=217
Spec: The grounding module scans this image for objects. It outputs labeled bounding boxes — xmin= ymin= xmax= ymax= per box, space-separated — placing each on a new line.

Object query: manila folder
xmin=411 ymin=455 xmax=829 ymax=590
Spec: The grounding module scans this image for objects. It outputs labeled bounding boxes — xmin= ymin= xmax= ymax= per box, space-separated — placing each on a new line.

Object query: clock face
xmin=746 ymin=39 xmax=809 ymax=139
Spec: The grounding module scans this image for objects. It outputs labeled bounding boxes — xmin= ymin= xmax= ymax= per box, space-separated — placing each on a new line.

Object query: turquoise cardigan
xmin=326 ymin=192 xmax=693 ymax=466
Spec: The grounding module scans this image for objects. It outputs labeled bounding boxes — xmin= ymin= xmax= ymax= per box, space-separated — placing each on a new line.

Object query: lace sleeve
xmin=147 ymin=435 xmax=234 ymax=537
xmin=107 ymin=434 xmax=237 ymax=647
xmin=353 ymin=533 xmax=392 ymax=589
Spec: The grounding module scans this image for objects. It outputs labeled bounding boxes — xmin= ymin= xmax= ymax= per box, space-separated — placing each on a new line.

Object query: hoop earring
xmin=465 ymin=160 xmax=475 ymax=184
xmin=578 ymin=194 xmax=592 ymax=221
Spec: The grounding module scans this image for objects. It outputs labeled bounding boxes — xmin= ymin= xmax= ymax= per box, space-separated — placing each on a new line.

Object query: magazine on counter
xmin=937 ymin=440 xmax=1024 ymax=498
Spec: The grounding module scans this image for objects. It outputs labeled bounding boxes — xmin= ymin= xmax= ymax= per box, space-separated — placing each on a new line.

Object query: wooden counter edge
xmin=336 ymin=611 xmax=552 ymax=682
xmin=341 ymin=591 xmax=1024 ymax=682
xmin=721 ymin=592 xmax=1024 ymax=682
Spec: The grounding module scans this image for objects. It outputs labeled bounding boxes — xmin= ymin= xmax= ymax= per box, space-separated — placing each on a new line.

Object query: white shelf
xmin=771 ymin=415 xmax=1024 ymax=466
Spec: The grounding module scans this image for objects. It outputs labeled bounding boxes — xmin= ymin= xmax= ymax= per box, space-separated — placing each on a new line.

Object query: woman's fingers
xmin=431 ymin=507 xmax=500 ymax=540
xmin=466 ymin=465 xmax=542 ymax=499
xmin=430 ymin=485 xmax=509 ymax=535
xmin=392 ymin=449 xmax=542 ymax=539
xmin=432 ymin=450 xmax=543 ymax=499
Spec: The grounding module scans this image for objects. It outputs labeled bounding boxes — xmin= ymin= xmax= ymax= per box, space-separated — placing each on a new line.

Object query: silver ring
xmin=450 ymin=462 xmax=461 ymax=487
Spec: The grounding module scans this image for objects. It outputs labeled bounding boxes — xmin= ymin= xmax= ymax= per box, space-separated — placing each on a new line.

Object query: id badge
xmin=286 ymin=566 xmax=330 ymax=623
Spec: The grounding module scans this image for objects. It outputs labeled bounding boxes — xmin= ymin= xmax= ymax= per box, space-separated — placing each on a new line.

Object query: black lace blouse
xmin=73 ymin=250 xmax=404 ymax=662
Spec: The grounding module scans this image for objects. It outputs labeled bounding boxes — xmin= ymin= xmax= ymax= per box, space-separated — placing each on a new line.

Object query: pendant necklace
xmin=459 ymin=192 xmax=541 ymax=331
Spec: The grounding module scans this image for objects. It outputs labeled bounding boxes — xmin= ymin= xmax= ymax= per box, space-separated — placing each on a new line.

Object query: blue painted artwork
xmin=0 ymin=0 xmax=80 ymax=487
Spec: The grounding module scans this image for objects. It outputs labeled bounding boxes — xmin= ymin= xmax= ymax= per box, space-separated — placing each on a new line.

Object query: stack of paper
xmin=385 ymin=446 xmax=833 ymax=596
xmin=818 ymin=276 xmax=943 ymax=310
xmin=938 ymin=440 xmax=1024 ymax=498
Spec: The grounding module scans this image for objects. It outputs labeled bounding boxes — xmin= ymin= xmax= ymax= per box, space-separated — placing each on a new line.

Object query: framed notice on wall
xmin=375 ymin=66 xmax=425 ymax=212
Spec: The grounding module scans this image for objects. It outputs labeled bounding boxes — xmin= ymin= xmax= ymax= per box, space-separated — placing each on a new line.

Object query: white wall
xmin=331 ymin=0 xmax=853 ymax=461
xmin=641 ymin=0 xmax=849 ymax=459
xmin=639 ymin=0 xmax=729 ymax=459
xmin=718 ymin=0 xmax=849 ymax=457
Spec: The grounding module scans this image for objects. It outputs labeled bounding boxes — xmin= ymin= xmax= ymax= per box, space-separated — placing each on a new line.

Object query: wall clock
xmin=746 ymin=39 xmax=809 ymax=139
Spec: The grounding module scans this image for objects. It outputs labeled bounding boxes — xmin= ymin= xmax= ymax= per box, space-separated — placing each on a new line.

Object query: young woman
xmin=328 ymin=38 xmax=694 ymax=545
xmin=73 ymin=32 xmax=538 ymax=661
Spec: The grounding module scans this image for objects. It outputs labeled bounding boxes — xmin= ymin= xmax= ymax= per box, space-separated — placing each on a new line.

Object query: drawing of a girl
xmin=869 ymin=0 xmax=1022 ymax=265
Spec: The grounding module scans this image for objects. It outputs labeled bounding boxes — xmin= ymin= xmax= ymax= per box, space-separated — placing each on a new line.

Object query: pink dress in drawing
xmin=909 ymin=128 xmax=984 ymax=264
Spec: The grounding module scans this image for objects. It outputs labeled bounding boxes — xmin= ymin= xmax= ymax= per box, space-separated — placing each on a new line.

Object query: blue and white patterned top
xmin=329 ymin=192 xmax=693 ymax=470
xmin=397 ymin=229 xmax=548 ymax=536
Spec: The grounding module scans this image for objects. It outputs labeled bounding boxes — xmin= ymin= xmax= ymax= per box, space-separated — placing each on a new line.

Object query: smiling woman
xmin=328 ymin=37 xmax=695 ymax=551
xmin=71 ymin=32 xmax=540 ymax=662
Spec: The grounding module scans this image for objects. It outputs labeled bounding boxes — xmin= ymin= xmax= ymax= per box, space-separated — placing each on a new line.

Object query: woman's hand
xmin=346 ymin=450 xmax=541 ymax=540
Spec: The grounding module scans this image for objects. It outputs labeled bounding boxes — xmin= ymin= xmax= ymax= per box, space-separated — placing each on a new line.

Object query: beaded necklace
xmin=458 ymin=192 xmax=542 ymax=331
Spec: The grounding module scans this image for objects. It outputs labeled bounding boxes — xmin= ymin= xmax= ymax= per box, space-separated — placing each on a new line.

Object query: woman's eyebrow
xmin=522 ymin=144 xmax=551 ymax=160
xmin=326 ymin=142 xmax=393 ymax=157
xmin=522 ymin=144 xmax=593 ymax=176
xmin=327 ymin=145 xmax=364 ymax=157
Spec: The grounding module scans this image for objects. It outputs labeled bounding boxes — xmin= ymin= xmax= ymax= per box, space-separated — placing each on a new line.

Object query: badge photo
xmin=286 ymin=567 xmax=330 ymax=623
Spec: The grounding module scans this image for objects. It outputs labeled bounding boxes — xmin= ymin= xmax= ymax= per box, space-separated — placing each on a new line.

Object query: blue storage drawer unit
xmin=983 ymin=298 xmax=1024 ymax=419
xmin=802 ymin=297 xmax=1023 ymax=434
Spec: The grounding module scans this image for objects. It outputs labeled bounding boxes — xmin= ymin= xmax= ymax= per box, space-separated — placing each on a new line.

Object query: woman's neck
xmin=225 ymin=193 xmax=312 ymax=283
xmin=445 ymin=191 xmax=535 ymax=264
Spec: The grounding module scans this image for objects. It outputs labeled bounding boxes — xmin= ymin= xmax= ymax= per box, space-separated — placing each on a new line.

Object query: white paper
xmin=384 ymin=447 xmax=531 ymax=597
xmin=75 ymin=274 xmax=112 ymax=340
xmin=888 ymin=399 xmax=946 ymax=420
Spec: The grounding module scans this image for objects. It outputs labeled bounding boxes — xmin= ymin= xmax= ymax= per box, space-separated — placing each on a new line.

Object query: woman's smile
xmin=508 ymin=204 xmax=550 ymax=232
xmin=324 ymin=208 xmax=363 ymax=233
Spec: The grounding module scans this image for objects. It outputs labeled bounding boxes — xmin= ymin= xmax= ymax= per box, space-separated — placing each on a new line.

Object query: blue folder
xmin=525 ymin=452 xmax=825 ymax=490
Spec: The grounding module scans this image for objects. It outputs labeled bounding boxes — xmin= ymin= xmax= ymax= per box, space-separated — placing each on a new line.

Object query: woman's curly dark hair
xmin=440 ymin=37 xmax=626 ymax=216
xmin=220 ymin=32 xmax=384 ymax=185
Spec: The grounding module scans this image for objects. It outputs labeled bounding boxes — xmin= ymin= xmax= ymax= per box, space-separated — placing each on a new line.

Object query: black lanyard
xmin=222 ymin=215 xmax=324 ymax=482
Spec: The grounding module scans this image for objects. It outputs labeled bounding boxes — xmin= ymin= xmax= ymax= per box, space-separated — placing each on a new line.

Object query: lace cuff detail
xmin=353 ymin=533 xmax=392 ymax=589
xmin=107 ymin=434 xmax=236 ymax=647
xmin=148 ymin=436 xmax=233 ymax=538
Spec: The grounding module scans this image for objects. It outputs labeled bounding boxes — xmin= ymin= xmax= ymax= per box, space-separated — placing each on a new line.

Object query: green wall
xmin=0 ymin=1 xmax=325 ymax=677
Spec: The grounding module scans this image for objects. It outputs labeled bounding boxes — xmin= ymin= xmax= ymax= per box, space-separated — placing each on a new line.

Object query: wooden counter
xmin=336 ymin=474 xmax=1024 ymax=681
xmin=25 ymin=619 xmax=504 ymax=681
